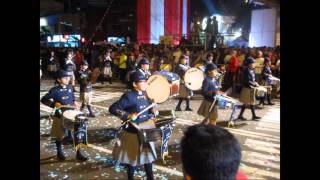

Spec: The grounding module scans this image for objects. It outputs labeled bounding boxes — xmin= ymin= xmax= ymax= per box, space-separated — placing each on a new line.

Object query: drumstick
xmin=256 ymin=85 xmax=270 ymax=89
xmin=56 ymin=105 xmax=78 ymax=109
xmin=209 ymin=97 xmax=218 ymax=113
xmin=121 ymin=102 xmax=157 ymax=125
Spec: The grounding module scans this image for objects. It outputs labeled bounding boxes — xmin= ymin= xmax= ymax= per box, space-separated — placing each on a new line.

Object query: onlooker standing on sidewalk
xmin=118 ymin=50 xmax=128 ymax=83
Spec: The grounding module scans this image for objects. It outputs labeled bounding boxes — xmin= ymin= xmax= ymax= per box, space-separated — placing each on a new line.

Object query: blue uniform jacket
xmin=201 ymin=75 xmax=220 ymax=102
xmin=109 ymin=89 xmax=155 ymax=133
xmin=262 ymin=66 xmax=272 ymax=82
xmin=78 ymin=69 xmax=93 ymax=93
xmin=41 ymin=84 xmax=75 ymax=108
xmin=242 ymin=67 xmax=258 ymax=88
xmin=174 ymin=64 xmax=189 ymax=79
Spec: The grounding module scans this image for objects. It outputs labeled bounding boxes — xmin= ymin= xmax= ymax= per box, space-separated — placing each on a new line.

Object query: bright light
xmin=197 ymin=21 xmax=200 ymax=25
xmin=81 ymin=37 xmax=85 ymax=43
xmin=211 ymin=14 xmax=222 ymax=24
xmin=234 ymin=28 xmax=242 ymax=38
xmin=234 ymin=32 xmax=241 ymax=37
xmin=48 ymin=34 xmax=81 ymax=42
xmin=40 ymin=18 xmax=48 ymax=26
xmin=52 ymin=35 xmax=61 ymax=42
xmin=202 ymin=14 xmax=222 ymax=31
xmin=202 ymin=17 xmax=207 ymax=30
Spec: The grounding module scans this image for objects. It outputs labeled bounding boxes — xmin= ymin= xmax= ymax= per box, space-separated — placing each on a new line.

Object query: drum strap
xmin=160 ymin=125 xmax=173 ymax=164
xmin=73 ymin=122 xmax=88 ymax=151
xmin=229 ymin=104 xmax=240 ymax=122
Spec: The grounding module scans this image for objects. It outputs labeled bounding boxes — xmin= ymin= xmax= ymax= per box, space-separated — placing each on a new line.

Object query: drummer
xmin=41 ymin=70 xmax=88 ymax=161
xmin=109 ymin=71 xmax=158 ymax=180
xmin=136 ymin=58 xmax=152 ymax=79
xmin=203 ymin=53 xmax=214 ymax=67
xmin=78 ymin=60 xmax=96 ymax=117
xmin=174 ymin=56 xmax=193 ymax=111
xmin=259 ymin=57 xmax=274 ymax=106
xmin=197 ymin=63 xmax=223 ymax=126
xmin=64 ymin=50 xmax=77 ymax=92
xmin=127 ymin=58 xmax=151 ymax=89
xmin=237 ymin=58 xmax=262 ymax=121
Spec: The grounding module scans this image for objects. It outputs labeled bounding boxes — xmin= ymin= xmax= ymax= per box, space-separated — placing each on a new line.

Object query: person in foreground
xmin=181 ymin=124 xmax=248 ymax=180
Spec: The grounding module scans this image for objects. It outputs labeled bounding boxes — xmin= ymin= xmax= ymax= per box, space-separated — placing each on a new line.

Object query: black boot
xmin=144 ymin=163 xmax=154 ymax=180
xmin=267 ymin=94 xmax=274 ymax=105
xmin=63 ymin=130 xmax=73 ymax=144
xmin=55 ymin=141 xmax=66 ymax=161
xmin=80 ymin=103 xmax=85 ymax=111
xmin=108 ymin=77 xmax=112 ymax=84
xmin=185 ymin=98 xmax=193 ymax=111
xmin=127 ymin=165 xmax=136 ymax=180
xmin=76 ymin=149 xmax=88 ymax=161
xmin=175 ymin=98 xmax=183 ymax=111
xmin=101 ymin=76 xmax=105 ymax=84
xmin=87 ymin=105 xmax=95 ymax=117
xmin=250 ymin=105 xmax=261 ymax=120
xmin=259 ymin=95 xmax=266 ymax=105
xmin=237 ymin=105 xmax=247 ymax=120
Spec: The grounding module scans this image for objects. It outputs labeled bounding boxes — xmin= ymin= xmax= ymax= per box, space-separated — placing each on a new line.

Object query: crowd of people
xmin=40 ymin=43 xmax=280 ymax=89
xmin=40 ymin=43 xmax=280 ymax=180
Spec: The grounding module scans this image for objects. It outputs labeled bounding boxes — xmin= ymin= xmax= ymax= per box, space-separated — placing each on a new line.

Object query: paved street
xmin=40 ymin=79 xmax=280 ymax=180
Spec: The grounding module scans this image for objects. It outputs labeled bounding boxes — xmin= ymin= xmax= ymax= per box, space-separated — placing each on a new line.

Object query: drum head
xmin=63 ymin=110 xmax=83 ymax=121
xmin=146 ymin=74 xmax=171 ymax=103
xmin=184 ymin=68 xmax=204 ymax=90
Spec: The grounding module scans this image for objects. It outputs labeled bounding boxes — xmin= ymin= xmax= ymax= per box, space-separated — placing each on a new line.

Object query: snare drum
xmin=217 ymin=96 xmax=228 ymax=109
xmin=215 ymin=95 xmax=238 ymax=109
xmin=155 ymin=117 xmax=174 ymax=128
xmin=136 ymin=116 xmax=175 ymax=143
xmin=184 ymin=67 xmax=205 ymax=90
xmin=146 ymin=71 xmax=180 ymax=103
xmin=62 ymin=110 xmax=88 ymax=129
xmin=136 ymin=119 xmax=161 ymax=143
xmin=255 ymin=86 xmax=267 ymax=97
xmin=270 ymin=76 xmax=280 ymax=91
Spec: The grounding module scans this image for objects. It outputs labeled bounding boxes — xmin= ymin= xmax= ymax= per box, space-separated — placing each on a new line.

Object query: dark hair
xmin=207 ymin=53 xmax=213 ymax=58
xmin=181 ymin=124 xmax=241 ymax=180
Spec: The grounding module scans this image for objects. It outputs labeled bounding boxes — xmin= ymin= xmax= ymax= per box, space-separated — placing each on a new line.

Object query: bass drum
xmin=184 ymin=67 xmax=204 ymax=90
xmin=146 ymin=71 xmax=180 ymax=103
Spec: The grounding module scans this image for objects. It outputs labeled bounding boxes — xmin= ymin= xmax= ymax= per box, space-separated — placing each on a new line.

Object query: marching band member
xmin=237 ymin=58 xmax=262 ymax=121
xmin=64 ymin=51 xmax=77 ymax=92
xmin=197 ymin=63 xmax=223 ymax=126
xmin=109 ymin=71 xmax=157 ymax=180
xmin=78 ymin=60 xmax=95 ymax=117
xmin=137 ymin=58 xmax=151 ymax=79
xmin=259 ymin=57 xmax=274 ymax=106
xmin=41 ymin=70 xmax=88 ymax=161
xmin=127 ymin=58 xmax=151 ymax=89
xmin=100 ymin=51 xmax=113 ymax=84
xmin=203 ymin=53 xmax=214 ymax=67
xmin=174 ymin=56 xmax=193 ymax=111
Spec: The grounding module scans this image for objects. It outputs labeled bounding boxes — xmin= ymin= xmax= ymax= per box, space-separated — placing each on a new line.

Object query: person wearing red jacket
xmin=226 ymin=50 xmax=240 ymax=94
xmin=75 ymin=49 xmax=83 ymax=67
xmin=229 ymin=50 xmax=240 ymax=81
